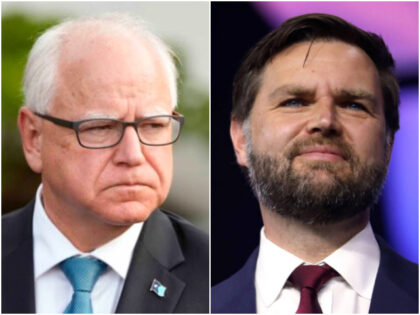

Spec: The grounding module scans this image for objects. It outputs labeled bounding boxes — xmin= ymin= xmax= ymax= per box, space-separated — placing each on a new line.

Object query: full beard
xmin=246 ymin=137 xmax=388 ymax=225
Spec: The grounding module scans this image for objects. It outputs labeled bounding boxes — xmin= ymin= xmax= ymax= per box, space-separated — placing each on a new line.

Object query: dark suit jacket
xmin=212 ymin=237 xmax=418 ymax=314
xmin=2 ymin=200 xmax=209 ymax=313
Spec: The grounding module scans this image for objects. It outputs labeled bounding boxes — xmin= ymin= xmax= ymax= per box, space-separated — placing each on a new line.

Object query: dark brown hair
xmin=232 ymin=13 xmax=399 ymax=135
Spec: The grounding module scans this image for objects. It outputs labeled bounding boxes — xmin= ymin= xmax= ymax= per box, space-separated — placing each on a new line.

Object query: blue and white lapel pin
xmin=150 ymin=278 xmax=167 ymax=298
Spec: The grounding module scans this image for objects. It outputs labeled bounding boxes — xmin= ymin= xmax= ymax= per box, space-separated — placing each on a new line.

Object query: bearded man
xmin=212 ymin=13 xmax=418 ymax=314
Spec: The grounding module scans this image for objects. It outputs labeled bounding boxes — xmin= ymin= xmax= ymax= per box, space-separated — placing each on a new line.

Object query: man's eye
xmin=280 ymin=98 xmax=305 ymax=107
xmin=91 ymin=125 xmax=113 ymax=130
xmin=344 ymin=102 xmax=367 ymax=111
xmin=143 ymin=123 xmax=165 ymax=129
xmin=80 ymin=122 xmax=116 ymax=133
xmin=140 ymin=118 xmax=170 ymax=130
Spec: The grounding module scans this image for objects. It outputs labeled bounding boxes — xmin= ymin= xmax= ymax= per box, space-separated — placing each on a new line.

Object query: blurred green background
xmin=2 ymin=2 xmax=209 ymax=231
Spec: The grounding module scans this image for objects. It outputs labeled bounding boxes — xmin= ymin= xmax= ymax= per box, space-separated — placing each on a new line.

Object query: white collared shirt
xmin=255 ymin=223 xmax=380 ymax=314
xmin=33 ymin=185 xmax=143 ymax=313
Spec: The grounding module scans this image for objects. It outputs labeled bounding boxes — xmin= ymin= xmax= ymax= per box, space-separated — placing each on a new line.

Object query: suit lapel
xmin=2 ymin=201 xmax=36 ymax=313
xmin=116 ymin=210 xmax=185 ymax=313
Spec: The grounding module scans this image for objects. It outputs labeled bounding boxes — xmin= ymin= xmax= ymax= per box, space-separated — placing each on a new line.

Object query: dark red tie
xmin=289 ymin=264 xmax=338 ymax=314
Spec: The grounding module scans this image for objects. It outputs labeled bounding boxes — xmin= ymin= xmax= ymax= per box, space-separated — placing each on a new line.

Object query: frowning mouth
xmin=106 ymin=182 xmax=152 ymax=190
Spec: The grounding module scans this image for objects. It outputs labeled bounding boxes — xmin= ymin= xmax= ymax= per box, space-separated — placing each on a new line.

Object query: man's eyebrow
xmin=335 ymin=89 xmax=378 ymax=103
xmin=268 ymin=85 xmax=316 ymax=100
xmin=142 ymin=108 xmax=172 ymax=118
xmin=80 ymin=107 xmax=172 ymax=120
xmin=82 ymin=111 xmax=119 ymax=119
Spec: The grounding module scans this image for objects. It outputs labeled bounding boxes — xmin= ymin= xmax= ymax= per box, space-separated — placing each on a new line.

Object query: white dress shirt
xmin=255 ymin=223 xmax=380 ymax=314
xmin=33 ymin=185 xmax=143 ymax=313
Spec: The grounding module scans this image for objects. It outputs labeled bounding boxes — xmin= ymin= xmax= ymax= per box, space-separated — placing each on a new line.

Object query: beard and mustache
xmin=245 ymin=131 xmax=389 ymax=225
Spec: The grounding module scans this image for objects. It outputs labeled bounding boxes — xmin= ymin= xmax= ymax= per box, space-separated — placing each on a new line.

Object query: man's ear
xmin=230 ymin=119 xmax=249 ymax=167
xmin=18 ymin=107 xmax=43 ymax=173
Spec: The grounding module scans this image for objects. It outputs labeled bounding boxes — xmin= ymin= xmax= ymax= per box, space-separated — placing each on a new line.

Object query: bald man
xmin=3 ymin=14 xmax=208 ymax=314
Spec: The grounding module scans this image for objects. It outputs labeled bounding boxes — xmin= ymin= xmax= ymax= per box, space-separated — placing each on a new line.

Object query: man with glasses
xmin=3 ymin=14 xmax=208 ymax=313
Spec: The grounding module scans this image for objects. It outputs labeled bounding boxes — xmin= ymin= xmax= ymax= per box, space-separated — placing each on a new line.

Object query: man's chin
xmin=93 ymin=200 xmax=159 ymax=226
xmin=292 ymin=159 xmax=352 ymax=178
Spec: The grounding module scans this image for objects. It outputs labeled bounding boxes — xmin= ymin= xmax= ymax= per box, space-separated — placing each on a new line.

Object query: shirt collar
xmin=255 ymin=223 xmax=380 ymax=307
xmin=324 ymin=223 xmax=380 ymax=299
xmin=33 ymin=184 xmax=142 ymax=280
xmin=256 ymin=227 xmax=304 ymax=307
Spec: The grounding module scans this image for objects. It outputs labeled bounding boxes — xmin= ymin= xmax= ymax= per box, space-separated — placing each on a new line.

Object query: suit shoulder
xmin=212 ymin=265 xmax=249 ymax=313
xmin=370 ymin=236 xmax=418 ymax=313
xmin=161 ymin=209 xmax=208 ymax=249
xmin=2 ymin=203 xmax=34 ymax=257
xmin=212 ymin=269 xmax=242 ymax=295
xmin=212 ymin=273 xmax=240 ymax=305
xmin=379 ymin=237 xmax=418 ymax=285
xmin=212 ymin=248 xmax=258 ymax=313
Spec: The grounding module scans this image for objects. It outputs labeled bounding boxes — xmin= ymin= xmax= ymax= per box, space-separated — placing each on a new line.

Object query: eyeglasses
xmin=34 ymin=111 xmax=184 ymax=149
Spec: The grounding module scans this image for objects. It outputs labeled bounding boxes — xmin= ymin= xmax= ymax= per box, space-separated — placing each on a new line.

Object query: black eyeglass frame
xmin=34 ymin=111 xmax=184 ymax=149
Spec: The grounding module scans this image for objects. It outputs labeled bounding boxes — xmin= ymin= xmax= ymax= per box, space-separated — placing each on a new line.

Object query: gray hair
xmin=23 ymin=13 xmax=178 ymax=113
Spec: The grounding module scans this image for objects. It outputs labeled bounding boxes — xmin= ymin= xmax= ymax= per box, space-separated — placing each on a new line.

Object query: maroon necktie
xmin=289 ymin=264 xmax=338 ymax=314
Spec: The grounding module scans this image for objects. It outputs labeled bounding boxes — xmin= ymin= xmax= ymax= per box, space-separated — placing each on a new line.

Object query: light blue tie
xmin=60 ymin=256 xmax=107 ymax=313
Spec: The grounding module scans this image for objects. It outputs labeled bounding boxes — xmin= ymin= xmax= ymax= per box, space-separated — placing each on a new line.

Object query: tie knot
xmin=60 ymin=256 xmax=107 ymax=293
xmin=289 ymin=264 xmax=338 ymax=292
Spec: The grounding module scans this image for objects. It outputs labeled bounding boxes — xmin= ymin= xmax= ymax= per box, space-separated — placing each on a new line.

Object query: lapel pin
xmin=150 ymin=278 xmax=167 ymax=298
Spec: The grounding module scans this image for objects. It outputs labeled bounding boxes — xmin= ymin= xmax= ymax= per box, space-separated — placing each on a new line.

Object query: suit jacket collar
xmin=116 ymin=209 xmax=186 ymax=313
xmin=2 ymin=200 xmax=36 ymax=313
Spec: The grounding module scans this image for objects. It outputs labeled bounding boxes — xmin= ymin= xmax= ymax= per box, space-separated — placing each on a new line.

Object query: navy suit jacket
xmin=2 ymin=201 xmax=209 ymax=313
xmin=212 ymin=237 xmax=418 ymax=313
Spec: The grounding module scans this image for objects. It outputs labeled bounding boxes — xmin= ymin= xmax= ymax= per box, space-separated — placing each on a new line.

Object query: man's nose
xmin=113 ymin=126 xmax=145 ymax=166
xmin=305 ymin=99 xmax=342 ymax=136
